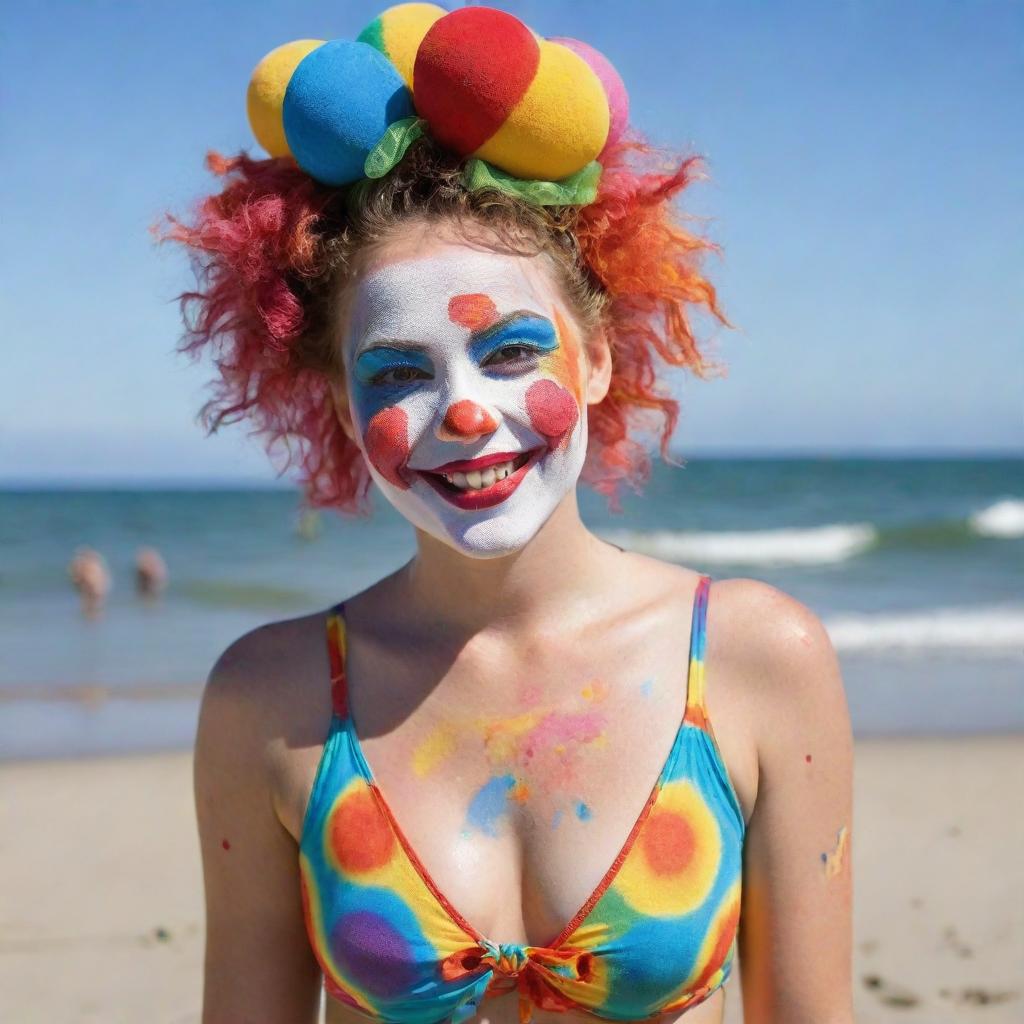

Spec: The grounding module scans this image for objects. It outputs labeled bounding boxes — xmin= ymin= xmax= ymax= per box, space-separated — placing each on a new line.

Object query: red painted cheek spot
xmin=364 ymin=407 xmax=411 ymax=489
xmin=526 ymin=379 xmax=579 ymax=448
xmin=221 ymin=838 xmax=231 ymax=851
xmin=448 ymin=293 xmax=499 ymax=332
xmin=441 ymin=399 xmax=498 ymax=438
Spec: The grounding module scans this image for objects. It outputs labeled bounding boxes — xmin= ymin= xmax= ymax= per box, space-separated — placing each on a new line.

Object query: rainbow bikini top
xmin=300 ymin=576 xmax=745 ymax=1023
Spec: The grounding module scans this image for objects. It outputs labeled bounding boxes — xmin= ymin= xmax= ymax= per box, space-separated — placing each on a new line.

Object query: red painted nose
xmin=438 ymin=399 xmax=499 ymax=441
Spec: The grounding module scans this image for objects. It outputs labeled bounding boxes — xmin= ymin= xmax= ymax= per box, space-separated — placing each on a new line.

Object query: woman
xmin=169 ymin=9 xmax=852 ymax=1024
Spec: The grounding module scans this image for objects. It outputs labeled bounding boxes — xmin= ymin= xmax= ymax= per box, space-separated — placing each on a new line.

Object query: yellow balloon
xmin=473 ymin=39 xmax=609 ymax=181
xmin=359 ymin=3 xmax=445 ymax=89
xmin=247 ymin=39 xmax=325 ymax=157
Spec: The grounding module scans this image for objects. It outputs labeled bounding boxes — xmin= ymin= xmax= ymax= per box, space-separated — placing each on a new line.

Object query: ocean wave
xmin=970 ymin=499 xmax=1024 ymax=539
xmin=825 ymin=607 xmax=1024 ymax=656
xmin=601 ymin=524 xmax=877 ymax=566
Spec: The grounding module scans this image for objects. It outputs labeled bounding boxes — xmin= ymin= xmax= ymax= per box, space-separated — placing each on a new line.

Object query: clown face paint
xmin=344 ymin=245 xmax=588 ymax=556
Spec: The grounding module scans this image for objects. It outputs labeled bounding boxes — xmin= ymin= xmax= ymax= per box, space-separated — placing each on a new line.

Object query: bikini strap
xmin=326 ymin=601 xmax=350 ymax=719
xmin=683 ymin=575 xmax=712 ymax=732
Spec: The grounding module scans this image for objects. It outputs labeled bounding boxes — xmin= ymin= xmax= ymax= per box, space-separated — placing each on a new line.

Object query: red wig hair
xmin=159 ymin=136 xmax=727 ymax=514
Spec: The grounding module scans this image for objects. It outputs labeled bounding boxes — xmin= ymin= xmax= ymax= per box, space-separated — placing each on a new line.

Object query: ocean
xmin=1 ymin=458 xmax=1021 ymax=759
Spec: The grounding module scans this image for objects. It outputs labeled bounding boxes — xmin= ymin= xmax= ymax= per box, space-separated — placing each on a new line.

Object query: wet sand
xmin=1 ymin=736 xmax=1021 ymax=1023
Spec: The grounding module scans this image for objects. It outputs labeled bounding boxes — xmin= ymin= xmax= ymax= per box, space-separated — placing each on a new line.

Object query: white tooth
xmin=441 ymin=460 xmax=518 ymax=490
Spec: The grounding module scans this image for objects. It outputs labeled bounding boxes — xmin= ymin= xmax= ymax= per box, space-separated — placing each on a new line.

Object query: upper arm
xmin=717 ymin=581 xmax=853 ymax=1024
xmin=194 ymin=627 xmax=322 ymax=1024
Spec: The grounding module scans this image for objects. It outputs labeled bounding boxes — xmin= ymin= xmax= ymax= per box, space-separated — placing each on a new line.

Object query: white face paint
xmin=343 ymin=244 xmax=589 ymax=557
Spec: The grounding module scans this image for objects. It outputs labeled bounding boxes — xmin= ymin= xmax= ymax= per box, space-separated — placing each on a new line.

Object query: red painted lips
xmin=416 ymin=447 xmax=544 ymax=510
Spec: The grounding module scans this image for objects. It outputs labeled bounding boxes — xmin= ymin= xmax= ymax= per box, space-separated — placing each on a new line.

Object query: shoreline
xmin=4 ymin=648 xmax=1024 ymax=762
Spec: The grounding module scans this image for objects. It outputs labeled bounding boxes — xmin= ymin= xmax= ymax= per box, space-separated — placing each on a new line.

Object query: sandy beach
xmin=1 ymin=736 xmax=1021 ymax=1024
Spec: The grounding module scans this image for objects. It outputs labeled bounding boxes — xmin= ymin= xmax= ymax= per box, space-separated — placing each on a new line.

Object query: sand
xmin=1 ymin=736 xmax=1021 ymax=1024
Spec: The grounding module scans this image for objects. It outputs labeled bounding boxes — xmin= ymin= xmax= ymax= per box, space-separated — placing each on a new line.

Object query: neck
xmin=396 ymin=491 xmax=621 ymax=633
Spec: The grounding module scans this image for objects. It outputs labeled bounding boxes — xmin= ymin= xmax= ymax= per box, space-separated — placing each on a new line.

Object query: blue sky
xmin=2 ymin=1 xmax=1021 ymax=482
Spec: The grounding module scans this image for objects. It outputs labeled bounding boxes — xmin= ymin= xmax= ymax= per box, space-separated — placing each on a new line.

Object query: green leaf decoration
xmin=364 ymin=117 xmax=427 ymax=179
xmin=461 ymin=159 xmax=602 ymax=206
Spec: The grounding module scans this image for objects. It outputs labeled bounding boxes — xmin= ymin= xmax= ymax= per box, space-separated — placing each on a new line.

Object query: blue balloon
xmin=283 ymin=40 xmax=414 ymax=186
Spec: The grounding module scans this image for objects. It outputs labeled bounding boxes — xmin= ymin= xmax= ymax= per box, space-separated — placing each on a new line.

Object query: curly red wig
xmin=159 ymin=135 xmax=727 ymax=514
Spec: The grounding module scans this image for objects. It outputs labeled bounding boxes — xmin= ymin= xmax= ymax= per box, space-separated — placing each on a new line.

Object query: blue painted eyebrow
xmin=469 ymin=314 xmax=558 ymax=363
xmin=352 ymin=313 xmax=557 ymax=380
xmin=353 ymin=346 xmax=433 ymax=384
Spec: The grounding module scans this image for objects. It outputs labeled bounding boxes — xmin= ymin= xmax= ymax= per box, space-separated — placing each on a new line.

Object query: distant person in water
xmin=135 ymin=546 xmax=168 ymax=599
xmin=67 ymin=546 xmax=111 ymax=618
xmin=296 ymin=508 xmax=321 ymax=542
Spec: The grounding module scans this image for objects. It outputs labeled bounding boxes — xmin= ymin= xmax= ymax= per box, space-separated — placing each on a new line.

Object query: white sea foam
xmin=970 ymin=499 xmax=1024 ymax=539
xmin=601 ymin=523 xmax=876 ymax=567
xmin=825 ymin=607 xmax=1024 ymax=656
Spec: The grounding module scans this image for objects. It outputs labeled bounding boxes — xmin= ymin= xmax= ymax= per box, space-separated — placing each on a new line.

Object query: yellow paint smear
xmin=411 ymin=723 xmax=457 ymax=777
xmin=481 ymin=709 xmax=542 ymax=764
xmin=823 ymin=824 xmax=849 ymax=879
xmin=580 ymin=679 xmax=610 ymax=703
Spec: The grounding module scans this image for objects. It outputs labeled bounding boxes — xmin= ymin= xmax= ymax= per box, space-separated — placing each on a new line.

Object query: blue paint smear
xmin=465 ymin=774 xmax=516 ymax=837
xmin=350 ymin=347 xmax=435 ymax=425
xmin=640 ymin=678 xmax=654 ymax=698
xmin=353 ymin=345 xmax=433 ymax=385
xmin=469 ymin=314 xmax=558 ymax=362
xmin=551 ymin=808 xmax=564 ymax=830
xmin=574 ymin=800 xmax=593 ymax=822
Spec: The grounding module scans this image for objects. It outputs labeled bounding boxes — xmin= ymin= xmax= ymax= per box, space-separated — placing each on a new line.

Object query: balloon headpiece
xmin=246 ymin=3 xmax=629 ymax=206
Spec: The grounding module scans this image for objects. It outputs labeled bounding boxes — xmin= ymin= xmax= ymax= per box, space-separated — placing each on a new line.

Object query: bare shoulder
xmin=705 ymin=576 xmax=850 ymax=753
xmin=195 ymin=610 xmax=335 ymax=824
xmin=707 ymin=576 xmax=838 ymax=678
xmin=637 ymin=558 xmax=837 ymax=683
xmin=200 ymin=613 xmax=328 ymax=738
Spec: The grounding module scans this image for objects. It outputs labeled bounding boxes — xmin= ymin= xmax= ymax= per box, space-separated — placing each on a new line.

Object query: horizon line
xmin=2 ymin=449 xmax=1021 ymax=491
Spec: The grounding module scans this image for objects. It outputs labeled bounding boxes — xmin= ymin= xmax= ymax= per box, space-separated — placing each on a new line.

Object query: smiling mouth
xmin=415 ymin=448 xmax=544 ymax=510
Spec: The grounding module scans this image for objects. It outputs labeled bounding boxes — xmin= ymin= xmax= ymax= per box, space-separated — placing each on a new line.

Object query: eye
xmin=483 ymin=344 xmax=541 ymax=367
xmin=370 ymin=365 xmax=430 ymax=386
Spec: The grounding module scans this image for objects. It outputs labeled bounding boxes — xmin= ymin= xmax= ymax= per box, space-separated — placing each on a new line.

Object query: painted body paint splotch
xmin=463 ymin=774 xmax=517 ymax=838
xmin=821 ymin=824 xmax=849 ymax=879
xmin=465 ymin=677 xmax=611 ymax=834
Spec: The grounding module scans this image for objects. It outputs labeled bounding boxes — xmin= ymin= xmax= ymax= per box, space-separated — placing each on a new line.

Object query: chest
xmin=344 ymin=625 xmax=696 ymax=942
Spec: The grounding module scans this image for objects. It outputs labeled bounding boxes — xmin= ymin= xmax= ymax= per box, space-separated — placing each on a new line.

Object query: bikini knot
xmin=439 ymin=941 xmax=595 ymax=1024
xmin=480 ymin=939 xmax=530 ymax=977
